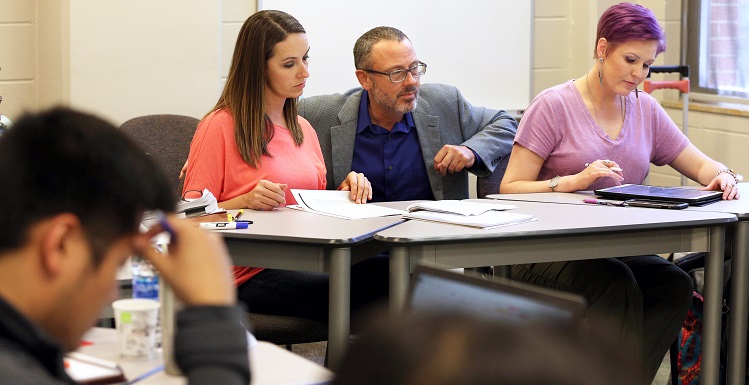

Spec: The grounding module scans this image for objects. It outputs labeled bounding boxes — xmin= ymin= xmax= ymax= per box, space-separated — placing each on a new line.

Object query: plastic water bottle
xmin=132 ymin=255 xmax=161 ymax=346
xmin=132 ymin=255 xmax=159 ymax=300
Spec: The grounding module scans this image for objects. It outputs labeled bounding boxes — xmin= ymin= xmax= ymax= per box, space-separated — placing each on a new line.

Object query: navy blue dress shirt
xmin=351 ymin=91 xmax=434 ymax=202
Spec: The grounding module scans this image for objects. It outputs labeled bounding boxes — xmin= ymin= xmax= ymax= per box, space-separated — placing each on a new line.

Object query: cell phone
xmin=625 ymin=199 xmax=688 ymax=210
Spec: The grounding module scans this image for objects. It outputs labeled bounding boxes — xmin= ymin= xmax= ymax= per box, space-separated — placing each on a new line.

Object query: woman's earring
xmin=598 ymin=57 xmax=603 ymax=85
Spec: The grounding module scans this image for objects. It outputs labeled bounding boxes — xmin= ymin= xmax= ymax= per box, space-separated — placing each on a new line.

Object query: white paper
xmin=403 ymin=210 xmax=535 ymax=229
xmin=405 ymin=200 xmax=517 ymax=216
xmin=65 ymin=353 xmax=125 ymax=383
xmin=290 ymin=190 xmax=405 ymax=219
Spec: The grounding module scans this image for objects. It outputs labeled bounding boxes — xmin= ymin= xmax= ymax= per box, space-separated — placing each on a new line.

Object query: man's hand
xmin=135 ymin=216 xmax=235 ymax=306
xmin=338 ymin=171 xmax=372 ymax=203
xmin=433 ymin=145 xmax=475 ymax=176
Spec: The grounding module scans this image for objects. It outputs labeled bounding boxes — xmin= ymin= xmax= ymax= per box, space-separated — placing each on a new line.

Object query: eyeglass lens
xmin=391 ymin=63 xmax=426 ymax=82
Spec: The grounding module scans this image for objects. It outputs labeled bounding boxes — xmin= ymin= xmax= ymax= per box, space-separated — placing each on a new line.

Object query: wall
xmin=67 ymin=0 xmax=222 ymax=125
xmin=533 ymin=0 xmax=749 ymax=187
xmin=4 ymin=0 xmax=747 ymax=188
xmin=0 ymin=0 xmax=37 ymax=120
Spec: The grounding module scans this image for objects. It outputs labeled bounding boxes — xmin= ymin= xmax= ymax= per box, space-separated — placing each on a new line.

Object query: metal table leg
xmin=327 ymin=247 xmax=351 ymax=370
xmin=703 ymin=227 xmax=726 ymax=385
xmin=729 ymin=221 xmax=749 ymax=384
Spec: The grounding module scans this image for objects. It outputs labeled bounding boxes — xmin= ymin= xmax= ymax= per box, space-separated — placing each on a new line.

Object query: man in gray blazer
xmin=299 ymin=26 xmax=517 ymax=201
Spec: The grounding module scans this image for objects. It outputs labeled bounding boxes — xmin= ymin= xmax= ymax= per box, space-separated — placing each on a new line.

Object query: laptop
xmin=594 ymin=184 xmax=723 ymax=206
xmin=408 ymin=265 xmax=587 ymax=324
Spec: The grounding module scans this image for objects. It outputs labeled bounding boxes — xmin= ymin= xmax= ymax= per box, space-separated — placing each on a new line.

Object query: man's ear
xmin=39 ymin=213 xmax=82 ymax=277
xmin=355 ymin=70 xmax=372 ymax=91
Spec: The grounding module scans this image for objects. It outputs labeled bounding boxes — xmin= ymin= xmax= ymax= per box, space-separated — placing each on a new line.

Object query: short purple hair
xmin=595 ymin=2 xmax=666 ymax=58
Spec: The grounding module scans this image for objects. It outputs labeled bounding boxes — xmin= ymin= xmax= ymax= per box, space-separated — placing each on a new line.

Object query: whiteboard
xmin=258 ymin=0 xmax=532 ymax=111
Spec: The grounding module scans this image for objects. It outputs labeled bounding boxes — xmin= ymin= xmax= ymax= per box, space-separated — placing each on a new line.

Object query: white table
xmin=76 ymin=327 xmax=333 ymax=385
xmin=375 ymin=199 xmax=736 ymax=385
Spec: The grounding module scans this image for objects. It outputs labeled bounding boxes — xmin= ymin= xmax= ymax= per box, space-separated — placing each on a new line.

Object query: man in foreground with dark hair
xmin=0 ymin=107 xmax=250 ymax=384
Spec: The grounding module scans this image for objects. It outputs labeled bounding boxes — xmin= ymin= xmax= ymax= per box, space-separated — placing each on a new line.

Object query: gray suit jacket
xmin=299 ymin=83 xmax=517 ymax=200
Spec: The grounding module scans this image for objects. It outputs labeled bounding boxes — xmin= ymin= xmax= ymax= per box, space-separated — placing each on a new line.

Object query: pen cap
xmin=235 ymin=222 xmax=249 ymax=229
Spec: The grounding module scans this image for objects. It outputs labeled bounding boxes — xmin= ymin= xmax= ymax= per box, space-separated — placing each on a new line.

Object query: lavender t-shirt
xmin=515 ymin=80 xmax=689 ymax=191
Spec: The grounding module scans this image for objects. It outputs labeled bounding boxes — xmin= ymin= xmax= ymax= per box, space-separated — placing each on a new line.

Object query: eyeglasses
xmin=362 ymin=62 xmax=427 ymax=83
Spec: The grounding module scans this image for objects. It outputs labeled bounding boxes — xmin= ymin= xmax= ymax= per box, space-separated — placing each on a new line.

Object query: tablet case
xmin=594 ymin=184 xmax=723 ymax=205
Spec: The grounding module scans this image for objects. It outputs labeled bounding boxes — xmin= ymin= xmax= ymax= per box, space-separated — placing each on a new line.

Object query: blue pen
xmin=156 ymin=211 xmax=177 ymax=243
xmin=126 ymin=364 xmax=164 ymax=384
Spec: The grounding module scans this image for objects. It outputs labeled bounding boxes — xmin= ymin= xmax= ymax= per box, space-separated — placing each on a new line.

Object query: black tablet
xmin=594 ymin=184 xmax=723 ymax=206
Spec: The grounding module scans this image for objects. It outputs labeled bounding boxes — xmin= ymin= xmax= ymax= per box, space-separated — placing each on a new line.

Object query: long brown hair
xmin=211 ymin=10 xmax=306 ymax=168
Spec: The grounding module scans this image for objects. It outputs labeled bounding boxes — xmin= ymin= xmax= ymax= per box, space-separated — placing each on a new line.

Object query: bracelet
xmin=716 ymin=169 xmax=744 ymax=183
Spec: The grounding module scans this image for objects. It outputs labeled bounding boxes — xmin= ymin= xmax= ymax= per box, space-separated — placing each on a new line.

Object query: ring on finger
xmin=602 ymin=159 xmax=610 ymax=165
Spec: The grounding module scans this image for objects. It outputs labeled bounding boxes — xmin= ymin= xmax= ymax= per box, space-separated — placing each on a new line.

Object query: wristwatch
xmin=549 ymin=175 xmax=561 ymax=192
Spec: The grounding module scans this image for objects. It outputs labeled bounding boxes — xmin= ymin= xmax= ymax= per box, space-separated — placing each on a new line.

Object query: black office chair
xmin=245 ymin=313 xmax=328 ymax=353
xmin=120 ymin=114 xmax=199 ymax=194
xmin=476 ymin=154 xmax=510 ymax=200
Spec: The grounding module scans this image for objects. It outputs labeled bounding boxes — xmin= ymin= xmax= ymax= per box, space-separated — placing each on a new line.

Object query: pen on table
xmin=66 ymin=352 xmax=121 ymax=370
xmin=227 ymin=213 xmax=235 ymax=222
xmin=234 ymin=209 xmax=244 ymax=220
xmin=126 ymin=364 xmax=165 ymax=384
xmin=199 ymin=221 xmax=252 ymax=230
xmin=584 ymin=162 xmax=623 ymax=172
xmin=583 ymin=198 xmax=628 ymax=207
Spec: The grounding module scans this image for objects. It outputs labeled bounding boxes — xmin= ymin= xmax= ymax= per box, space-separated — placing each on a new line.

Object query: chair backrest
xmin=476 ymin=154 xmax=510 ymax=198
xmin=408 ymin=265 xmax=586 ymax=324
xmin=120 ymin=114 xmax=199 ymax=193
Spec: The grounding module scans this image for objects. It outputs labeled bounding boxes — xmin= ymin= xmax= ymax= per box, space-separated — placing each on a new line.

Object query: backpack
xmin=670 ymin=251 xmax=734 ymax=384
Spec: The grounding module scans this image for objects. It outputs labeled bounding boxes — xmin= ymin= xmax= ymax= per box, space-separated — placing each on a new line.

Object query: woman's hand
xmin=338 ymin=171 xmax=372 ymax=204
xmin=576 ymin=159 xmax=624 ymax=189
xmin=703 ymin=173 xmax=740 ymax=200
xmin=242 ymin=180 xmax=288 ymax=210
xmin=179 ymin=159 xmax=189 ymax=180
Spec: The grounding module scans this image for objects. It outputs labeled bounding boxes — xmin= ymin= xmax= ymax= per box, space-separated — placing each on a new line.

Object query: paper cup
xmin=112 ymin=298 xmax=160 ymax=360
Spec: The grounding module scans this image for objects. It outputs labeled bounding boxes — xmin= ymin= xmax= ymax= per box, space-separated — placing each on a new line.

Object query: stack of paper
xmin=176 ymin=188 xmax=220 ymax=217
xmin=403 ymin=200 xmax=534 ymax=229
xmin=290 ymin=189 xmax=405 ymax=219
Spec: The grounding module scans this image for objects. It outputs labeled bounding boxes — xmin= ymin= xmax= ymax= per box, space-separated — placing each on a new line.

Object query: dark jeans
xmin=237 ymin=255 xmax=390 ymax=325
xmin=512 ymin=255 xmax=693 ymax=382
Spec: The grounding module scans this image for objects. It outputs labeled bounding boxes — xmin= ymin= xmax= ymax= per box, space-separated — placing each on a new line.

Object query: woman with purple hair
xmin=500 ymin=2 xmax=740 ymax=380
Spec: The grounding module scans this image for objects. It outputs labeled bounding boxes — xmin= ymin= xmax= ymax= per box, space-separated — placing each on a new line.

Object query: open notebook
xmin=408 ymin=265 xmax=586 ymax=324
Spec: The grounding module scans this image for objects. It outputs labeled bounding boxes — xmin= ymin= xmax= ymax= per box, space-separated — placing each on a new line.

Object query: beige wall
xmin=533 ymin=0 xmax=749 ymax=187
xmin=2 ymin=0 xmax=746 ymax=185
xmin=0 ymin=0 xmax=37 ymax=120
xmin=0 ymin=0 xmax=257 ymax=125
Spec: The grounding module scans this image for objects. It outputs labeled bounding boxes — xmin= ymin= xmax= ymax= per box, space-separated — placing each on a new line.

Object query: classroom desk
xmin=188 ymin=208 xmax=403 ymax=369
xmin=375 ymin=199 xmax=736 ymax=385
xmin=75 ymin=327 xmax=333 ymax=385
xmin=489 ymin=185 xmax=749 ymax=385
